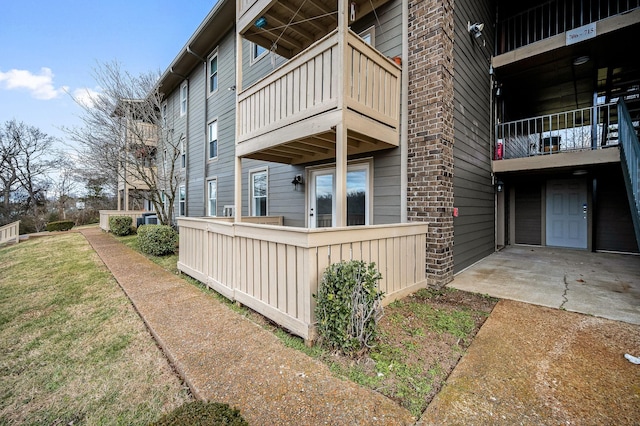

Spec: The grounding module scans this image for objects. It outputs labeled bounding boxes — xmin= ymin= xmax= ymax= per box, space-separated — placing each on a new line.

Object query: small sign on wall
xmin=566 ymin=22 xmax=596 ymax=46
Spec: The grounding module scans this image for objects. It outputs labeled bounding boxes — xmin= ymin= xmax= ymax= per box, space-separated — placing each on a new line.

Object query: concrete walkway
xmin=449 ymin=246 xmax=640 ymax=325
xmin=80 ymin=227 xmax=414 ymax=425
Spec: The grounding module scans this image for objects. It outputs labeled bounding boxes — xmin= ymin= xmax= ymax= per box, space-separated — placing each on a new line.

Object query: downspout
xmin=170 ymin=66 xmax=189 ymax=217
xmin=401 ymin=0 xmax=409 ymax=222
xmin=186 ymin=46 xmax=208 ymax=217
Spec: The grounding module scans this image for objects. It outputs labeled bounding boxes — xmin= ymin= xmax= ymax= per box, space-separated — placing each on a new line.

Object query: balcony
xmin=493 ymin=103 xmax=626 ymax=172
xmin=236 ymin=28 xmax=400 ymax=164
xmin=117 ymin=166 xmax=156 ymax=191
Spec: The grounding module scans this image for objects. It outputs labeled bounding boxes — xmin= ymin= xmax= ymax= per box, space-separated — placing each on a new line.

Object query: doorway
xmin=546 ymin=179 xmax=587 ymax=249
xmin=308 ymin=164 xmax=369 ymax=228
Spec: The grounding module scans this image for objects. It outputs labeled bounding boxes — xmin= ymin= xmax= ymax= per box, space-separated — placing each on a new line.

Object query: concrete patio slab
xmin=448 ymin=246 xmax=640 ymax=325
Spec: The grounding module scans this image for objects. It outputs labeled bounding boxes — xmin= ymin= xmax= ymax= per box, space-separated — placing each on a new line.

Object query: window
xmin=359 ymin=26 xmax=375 ymax=46
xmin=161 ymin=102 xmax=167 ymax=127
xmin=250 ymin=169 xmax=268 ymax=216
xmin=251 ymin=42 xmax=268 ymax=63
xmin=180 ymin=136 xmax=186 ymax=169
xmin=178 ymin=185 xmax=186 ymax=216
xmin=208 ymin=120 xmax=218 ymax=160
xmin=180 ymin=83 xmax=188 ymax=116
xmin=207 ymin=179 xmax=217 ymax=216
xmin=208 ymin=51 xmax=218 ymax=94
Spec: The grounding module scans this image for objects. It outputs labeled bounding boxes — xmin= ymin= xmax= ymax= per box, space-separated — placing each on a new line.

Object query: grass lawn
xmin=0 ymin=233 xmax=192 ymax=425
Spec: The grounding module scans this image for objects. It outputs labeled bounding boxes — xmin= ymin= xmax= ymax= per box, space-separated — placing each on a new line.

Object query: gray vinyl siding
xmin=352 ymin=0 xmax=403 ymax=225
xmin=205 ymin=31 xmax=238 ymax=217
xmin=163 ymin=80 xmax=187 ymax=221
xmin=240 ymin=160 xmax=306 ymax=226
xmin=350 ymin=0 xmax=402 ymax=58
xmin=595 ymin=165 xmax=639 ymax=253
xmin=514 ymin=181 xmax=542 ymax=245
xmin=186 ymin=63 xmax=207 ymax=216
xmin=241 ymin=39 xmax=286 ymax=89
xmin=371 ymin=149 xmax=401 ymax=224
xmin=453 ymin=0 xmax=496 ymax=272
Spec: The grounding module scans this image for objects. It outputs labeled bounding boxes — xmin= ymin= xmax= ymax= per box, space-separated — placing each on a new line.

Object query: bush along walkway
xmin=80 ymin=228 xmax=415 ymax=426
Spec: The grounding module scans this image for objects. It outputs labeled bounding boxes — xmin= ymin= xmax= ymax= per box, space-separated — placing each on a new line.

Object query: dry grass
xmin=0 ymin=233 xmax=192 ymax=425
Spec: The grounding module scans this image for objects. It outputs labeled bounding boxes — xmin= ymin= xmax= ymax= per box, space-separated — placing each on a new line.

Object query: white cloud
xmin=0 ymin=67 xmax=68 ymax=100
xmin=72 ymin=87 xmax=102 ymax=108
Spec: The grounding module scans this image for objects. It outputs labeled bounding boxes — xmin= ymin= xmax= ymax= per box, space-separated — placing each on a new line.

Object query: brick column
xmin=407 ymin=0 xmax=455 ymax=288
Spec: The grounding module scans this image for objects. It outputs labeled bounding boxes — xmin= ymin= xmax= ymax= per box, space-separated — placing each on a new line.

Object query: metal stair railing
xmin=618 ymin=99 xmax=640 ymax=249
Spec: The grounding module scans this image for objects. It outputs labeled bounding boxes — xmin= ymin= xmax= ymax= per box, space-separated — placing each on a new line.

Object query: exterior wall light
xmin=468 ymin=22 xmax=484 ymax=39
xmin=292 ymin=174 xmax=303 ymax=190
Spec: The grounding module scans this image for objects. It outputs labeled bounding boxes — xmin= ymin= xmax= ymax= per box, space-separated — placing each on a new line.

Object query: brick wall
xmin=407 ymin=0 xmax=455 ymax=287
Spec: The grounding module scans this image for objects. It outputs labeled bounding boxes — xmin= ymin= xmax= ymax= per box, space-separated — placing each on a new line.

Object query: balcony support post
xmin=335 ymin=0 xmax=348 ymax=227
xmin=235 ymin=27 xmax=244 ymax=223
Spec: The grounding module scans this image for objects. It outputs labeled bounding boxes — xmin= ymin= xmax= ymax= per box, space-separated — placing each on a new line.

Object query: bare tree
xmin=65 ymin=61 xmax=182 ymax=226
xmin=0 ymin=120 xmax=61 ymax=229
xmin=52 ymin=158 xmax=77 ymax=220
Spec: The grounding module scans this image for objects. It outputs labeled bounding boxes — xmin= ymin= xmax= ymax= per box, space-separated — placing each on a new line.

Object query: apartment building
xmin=113 ymin=0 xmax=639 ymax=340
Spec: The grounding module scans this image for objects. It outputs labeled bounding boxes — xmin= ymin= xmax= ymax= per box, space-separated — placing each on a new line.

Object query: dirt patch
xmin=319 ymin=288 xmax=498 ymax=416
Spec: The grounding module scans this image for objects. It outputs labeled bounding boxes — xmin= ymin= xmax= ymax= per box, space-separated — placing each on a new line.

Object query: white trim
xmin=249 ymin=167 xmax=268 ymax=216
xmin=179 ymin=82 xmax=188 ymax=116
xmin=161 ymin=101 xmax=168 ymax=127
xmin=207 ymin=49 xmax=219 ymax=95
xmin=250 ymin=42 xmax=268 ymax=65
xmin=207 ymin=118 xmax=218 ymax=160
xmin=180 ymin=135 xmax=186 ymax=169
xmin=307 ymin=159 xmax=372 ymax=228
xmin=207 ymin=177 xmax=218 ymax=217
xmin=178 ymin=185 xmax=186 ymax=217
xmin=358 ymin=25 xmax=375 ymax=46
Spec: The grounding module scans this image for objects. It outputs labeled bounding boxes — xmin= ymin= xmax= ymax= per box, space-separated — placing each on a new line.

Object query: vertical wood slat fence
xmin=0 ymin=221 xmax=20 ymax=245
xmin=177 ymin=218 xmax=429 ymax=340
xmin=99 ymin=210 xmax=148 ymax=231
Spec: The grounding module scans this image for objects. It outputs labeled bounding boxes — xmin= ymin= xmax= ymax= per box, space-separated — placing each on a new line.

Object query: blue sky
xmin=0 ymin=1 xmax=217 ymax=154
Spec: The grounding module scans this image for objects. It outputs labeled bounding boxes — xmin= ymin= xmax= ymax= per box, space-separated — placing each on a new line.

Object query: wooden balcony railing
xmin=0 ymin=221 xmax=20 ymax=245
xmin=118 ymin=166 xmax=156 ymax=191
xmin=177 ymin=218 xmax=428 ymax=340
xmin=236 ymin=28 xmax=401 ymax=162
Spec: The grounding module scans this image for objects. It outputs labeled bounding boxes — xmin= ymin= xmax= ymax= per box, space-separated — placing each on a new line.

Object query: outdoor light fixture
xmin=573 ymin=56 xmax=590 ymax=66
xmin=467 ymin=21 xmax=484 ymax=39
xmin=292 ymin=174 xmax=303 ymax=189
xmin=255 ymin=16 xmax=267 ymax=29
xmin=496 ymin=180 xmax=504 ymax=193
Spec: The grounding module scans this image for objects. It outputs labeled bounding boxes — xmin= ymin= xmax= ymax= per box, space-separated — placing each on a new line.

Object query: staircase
xmin=618 ymin=100 xmax=640 ymax=249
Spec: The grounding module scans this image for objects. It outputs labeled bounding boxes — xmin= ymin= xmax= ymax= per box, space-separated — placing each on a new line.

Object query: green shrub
xmin=137 ymin=224 xmax=178 ymax=256
xmin=314 ymin=260 xmax=384 ymax=356
xmin=109 ymin=216 xmax=133 ymax=236
xmin=150 ymin=401 xmax=248 ymax=426
xmin=45 ymin=220 xmax=74 ymax=232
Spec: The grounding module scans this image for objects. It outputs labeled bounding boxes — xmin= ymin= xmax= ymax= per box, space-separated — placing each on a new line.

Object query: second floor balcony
xmin=492 ymin=102 xmax=637 ymax=172
xmin=236 ymin=27 xmax=401 ymax=164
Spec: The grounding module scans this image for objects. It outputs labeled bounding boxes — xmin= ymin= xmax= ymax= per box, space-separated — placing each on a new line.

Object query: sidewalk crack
xmin=560 ymin=275 xmax=569 ymax=310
